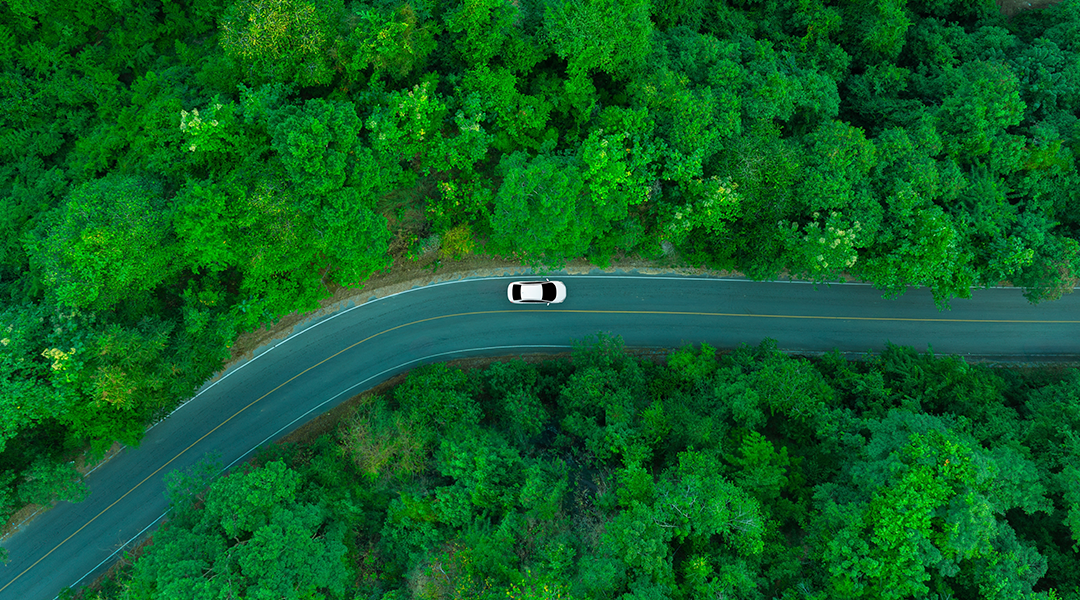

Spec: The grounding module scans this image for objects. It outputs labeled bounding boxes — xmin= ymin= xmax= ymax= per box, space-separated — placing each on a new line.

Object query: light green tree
xmin=128 ymin=459 xmax=350 ymax=599
xmin=26 ymin=174 xmax=176 ymax=312
xmin=345 ymin=3 xmax=440 ymax=82
xmin=219 ymin=0 xmax=343 ymax=86
xmin=814 ymin=410 xmax=1052 ymax=600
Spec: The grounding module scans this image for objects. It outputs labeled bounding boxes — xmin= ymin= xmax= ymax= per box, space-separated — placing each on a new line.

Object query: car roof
xmin=520 ymin=282 xmax=544 ymax=301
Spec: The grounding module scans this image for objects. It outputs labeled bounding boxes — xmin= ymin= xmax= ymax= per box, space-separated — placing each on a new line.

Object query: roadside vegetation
xmin=2 ymin=0 xmax=1080 ymax=583
xmin=64 ymin=334 xmax=1080 ymax=600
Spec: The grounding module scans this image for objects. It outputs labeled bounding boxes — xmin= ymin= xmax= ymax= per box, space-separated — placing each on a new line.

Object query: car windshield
xmin=542 ymin=282 xmax=556 ymax=301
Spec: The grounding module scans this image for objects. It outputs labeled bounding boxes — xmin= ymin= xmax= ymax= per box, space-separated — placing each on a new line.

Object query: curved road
xmin=2 ymin=273 xmax=1080 ymax=599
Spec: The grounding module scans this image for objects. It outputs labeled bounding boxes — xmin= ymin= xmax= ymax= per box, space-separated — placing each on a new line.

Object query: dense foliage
xmin=64 ymin=335 xmax=1080 ymax=599
xmin=3 ymin=0 xmax=1080 ymax=573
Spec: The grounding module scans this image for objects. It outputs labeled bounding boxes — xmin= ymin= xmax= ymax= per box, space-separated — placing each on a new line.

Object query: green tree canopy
xmin=936 ymin=60 xmax=1027 ymax=167
xmin=269 ymin=98 xmax=363 ymax=196
xmin=219 ymin=0 xmax=344 ymax=86
xmin=458 ymin=65 xmax=559 ymax=152
xmin=128 ymin=459 xmax=351 ymax=599
xmin=25 ymin=174 xmax=176 ymax=312
xmin=812 ymin=409 xmax=1052 ymax=600
xmin=837 ymin=0 xmax=913 ymax=65
xmin=442 ymin=0 xmax=541 ymax=71
xmin=542 ymin=0 xmax=653 ymax=80
xmin=344 ymin=2 xmax=441 ymax=83
xmin=488 ymin=150 xmax=591 ymax=268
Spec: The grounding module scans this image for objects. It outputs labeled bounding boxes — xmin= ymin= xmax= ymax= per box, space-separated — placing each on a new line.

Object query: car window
xmin=512 ymin=285 xmax=521 ymax=301
xmin=542 ymin=282 xmax=556 ymax=301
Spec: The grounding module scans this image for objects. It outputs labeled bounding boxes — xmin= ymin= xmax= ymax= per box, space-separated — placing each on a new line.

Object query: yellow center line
xmin=5 ymin=307 xmax=1076 ymax=590
xmin=513 ymin=309 xmax=1080 ymax=323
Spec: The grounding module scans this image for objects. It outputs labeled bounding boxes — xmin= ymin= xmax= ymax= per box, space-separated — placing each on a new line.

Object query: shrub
xmin=439 ymin=223 xmax=478 ymax=260
xmin=338 ymin=396 xmax=430 ymax=483
xmin=395 ymin=363 xmax=483 ymax=432
xmin=16 ymin=456 xmax=89 ymax=505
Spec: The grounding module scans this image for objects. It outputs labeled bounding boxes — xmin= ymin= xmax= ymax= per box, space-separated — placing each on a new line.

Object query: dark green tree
xmin=837 ymin=0 xmax=913 ymax=66
xmin=128 ymin=459 xmax=351 ymax=599
xmin=488 ymin=150 xmax=591 ymax=268
xmin=15 ymin=453 xmax=89 ymax=506
xmin=482 ymin=359 xmax=548 ymax=445
xmin=269 ymin=98 xmax=362 ymax=196
xmin=604 ymin=449 xmax=766 ymax=595
xmin=435 ymin=427 xmax=525 ymax=517
xmin=542 ymin=0 xmax=652 ymax=81
xmin=0 ymin=303 xmax=62 ymax=454
xmin=394 ymin=362 xmax=482 ymax=434
xmin=1008 ymin=38 xmax=1080 ymax=123
xmin=715 ymin=121 xmax=805 ymax=278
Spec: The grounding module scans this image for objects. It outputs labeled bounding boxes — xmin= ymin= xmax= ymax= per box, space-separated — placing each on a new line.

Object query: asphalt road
xmin=2 ymin=273 xmax=1079 ymax=599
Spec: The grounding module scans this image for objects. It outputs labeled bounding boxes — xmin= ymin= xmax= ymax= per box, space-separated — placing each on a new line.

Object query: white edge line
xmin=58 ymin=345 xmax=571 ymax=598
xmin=54 ymin=510 xmax=169 ymax=599
xmin=218 ymin=344 xmax=574 ymax=473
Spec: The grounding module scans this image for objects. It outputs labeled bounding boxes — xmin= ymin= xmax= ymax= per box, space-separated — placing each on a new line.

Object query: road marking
xmin=533 ymin=309 xmax=1080 ymax=323
xmin=8 ymin=304 xmax=1077 ymax=595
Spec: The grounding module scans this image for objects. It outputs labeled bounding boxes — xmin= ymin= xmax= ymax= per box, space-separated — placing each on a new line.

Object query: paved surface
xmin=2 ymin=273 xmax=1079 ymax=599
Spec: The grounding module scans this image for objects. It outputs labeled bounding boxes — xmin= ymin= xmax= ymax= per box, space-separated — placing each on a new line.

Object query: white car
xmin=507 ymin=279 xmax=567 ymax=304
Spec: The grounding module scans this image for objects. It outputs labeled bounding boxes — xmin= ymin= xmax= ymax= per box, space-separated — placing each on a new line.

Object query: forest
xmin=63 ymin=335 xmax=1080 ymax=600
xmin=2 ymin=0 xmax=1080 ymax=591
